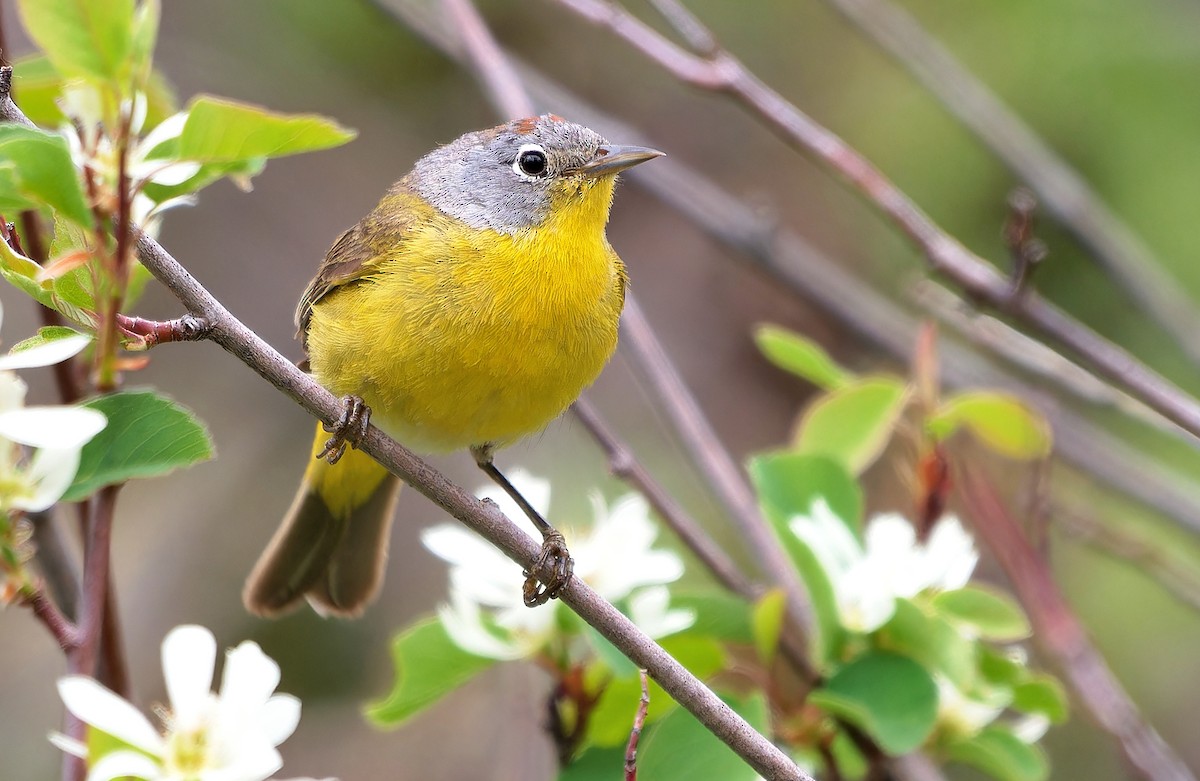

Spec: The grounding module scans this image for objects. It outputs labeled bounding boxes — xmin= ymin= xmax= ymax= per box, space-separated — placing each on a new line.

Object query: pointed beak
xmin=573 ymin=144 xmax=664 ymax=177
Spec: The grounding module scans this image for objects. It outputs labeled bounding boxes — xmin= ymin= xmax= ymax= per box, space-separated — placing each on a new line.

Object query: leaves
xmin=945 ymin=727 xmax=1049 ymax=781
xmin=876 ymin=598 xmax=976 ymax=688
xmin=63 ymin=390 xmax=214 ymax=501
xmin=809 ymin=651 xmax=939 ymax=754
xmin=1012 ymin=675 xmax=1069 ymax=723
xmin=175 ymin=96 xmax=356 ymax=163
xmin=792 ymin=377 xmax=910 ymax=474
xmin=933 ymin=586 xmax=1032 ymax=642
xmin=0 ymin=326 xmax=91 ymax=370
xmin=927 ymin=391 xmax=1051 ymax=460
xmin=754 ymin=325 xmax=851 ymax=389
xmin=636 ymin=693 xmax=769 ymax=781
xmin=367 ymin=617 xmax=495 ymax=726
xmin=751 ymin=588 xmax=787 ymax=665
xmin=0 ymin=125 xmax=92 ymax=226
xmin=16 ymin=0 xmax=135 ymax=84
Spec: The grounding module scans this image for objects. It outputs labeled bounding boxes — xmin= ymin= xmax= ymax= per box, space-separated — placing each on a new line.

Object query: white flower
xmin=935 ymin=676 xmax=1006 ymax=738
xmin=52 ymin=625 xmax=307 ymax=781
xmin=789 ymin=499 xmax=978 ymax=633
xmin=59 ymin=83 xmax=199 ymax=235
xmin=0 ymin=302 xmax=104 ymax=512
xmin=422 ymin=469 xmax=694 ymax=660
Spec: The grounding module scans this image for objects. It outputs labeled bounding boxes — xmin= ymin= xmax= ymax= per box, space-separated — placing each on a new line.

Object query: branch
xmin=549 ymin=0 xmax=1200 ymax=446
xmin=818 ymin=0 xmax=1200 ymax=365
xmin=960 ymin=469 xmax=1195 ymax=781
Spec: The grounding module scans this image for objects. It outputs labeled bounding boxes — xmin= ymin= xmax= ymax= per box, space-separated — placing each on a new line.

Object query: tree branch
xmin=548 ymin=0 xmax=1200 ymax=446
xmin=960 ymin=469 xmax=1195 ymax=781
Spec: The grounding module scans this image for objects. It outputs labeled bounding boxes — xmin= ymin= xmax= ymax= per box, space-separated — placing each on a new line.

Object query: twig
xmin=960 ymin=469 xmax=1195 ymax=781
xmin=440 ymin=0 xmax=535 ymax=118
xmin=549 ymin=0 xmax=1200 ymax=446
xmin=817 ymin=0 xmax=1200 ymax=365
xmin=1001 ymin=188 xmax=1046 ymax=297
xmin=73 ymin=485 xmax=119 ymax=678
xmin=21 ymin=584 xmax=79 ymax=651
xmin=624 ymin=669 xmax=650 ymax=781
xmin=573 ymin=398 xmax=755 ymax=598
xmin=116 ymin=313 xmax=212 ymax=348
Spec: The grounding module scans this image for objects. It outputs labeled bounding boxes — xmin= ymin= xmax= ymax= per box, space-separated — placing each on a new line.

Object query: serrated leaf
xmin=1011 ymin=675 xmax=1068 ymax=723
xmin=933 ymin=586 xmax=1032 ymax=641
xmin=877 ymin=598 xmax=976 ymax=688
xmin=638 ymin=693 xmax=769 ymax=781
xmin=585 ymin=634 xmax=725 ymax=748
xmin=16 ymin=0 xmax=135 ymax=84
xmin=928 ymin=391 xmax=1051 ymax=460
xmin=810 ymin=651 xmax=939 ymax=754
xmin=0 ymin=125 xmax=92 ymax=226
xmin=175 ymin=96 xmax=356 ymax=163
xmin=792 ymin=377 xmax=909 ymax=474
xmin=367 ymin=617 xmax=494 ymax=726
xmin=63 ymin=390 xmax=213 ymax=500
xmin=751 ymin=588 xmax=786 ymax=665
xmin=945 ymin=726 xmax=1049 ymax=781
xmin=754 ymin=325 xmax=852 ymax=389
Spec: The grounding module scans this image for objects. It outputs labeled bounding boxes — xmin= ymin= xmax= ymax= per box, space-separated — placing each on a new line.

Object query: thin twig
xmin=441 ymin=0 xmax=535 ymax=118
xmin=549 ymin=0 xmax=1200 ymax=446
xmin=819 ymin=0 xmax=1200 ymax=365
xmin=21 ymin=585 xmax=79 ymax=651
xmin=73 ymin=485 xmax=118 ymax=678
xmin=960 ymin=469 xmax=1195 ymax=781
xmin=624 ymin=669 xmax=650 ymax=781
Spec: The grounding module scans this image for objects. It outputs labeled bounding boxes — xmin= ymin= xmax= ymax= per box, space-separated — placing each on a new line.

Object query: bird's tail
xmin=243 ymin=422 xmax=400 ymax=618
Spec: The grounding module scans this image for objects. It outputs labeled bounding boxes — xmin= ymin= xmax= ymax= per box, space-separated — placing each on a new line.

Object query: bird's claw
xmin=318 ymin=395 xmax=371 ymax=465
xmin=522 ymin=531 xmax=573 ymax=607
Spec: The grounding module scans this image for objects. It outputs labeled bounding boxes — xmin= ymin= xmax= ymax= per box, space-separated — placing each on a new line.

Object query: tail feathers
xmin=244 ymin=431 xmax=402 ymax=618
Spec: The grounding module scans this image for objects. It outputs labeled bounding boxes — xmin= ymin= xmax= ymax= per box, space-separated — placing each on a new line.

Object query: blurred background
xmin=3 ymin=0 xmax=1200 ymax=778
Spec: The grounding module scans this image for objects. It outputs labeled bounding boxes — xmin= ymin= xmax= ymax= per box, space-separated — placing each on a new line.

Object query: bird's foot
xmin=318 ymin=395 xmax=371 ymax=464
xmin=522 ymin=530 xmax=574 ymax=607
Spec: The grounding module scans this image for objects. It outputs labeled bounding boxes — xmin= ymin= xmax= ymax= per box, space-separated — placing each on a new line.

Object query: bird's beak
xmin=573 ymin=144 xmax=664 ymax=177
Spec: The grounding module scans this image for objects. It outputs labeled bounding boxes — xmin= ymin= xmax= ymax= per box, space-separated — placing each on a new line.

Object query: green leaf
xmin=367 ymin=617 xmax=495 ymax=726
xmin=558 ymin=745 xmax=627 ymax=781
xmin=933 ymin=586 xmax=1032 ymax=642
xmin=754 ymin=324 xmax=852 ymax=389
xmin=810 ymin=651 xmax=939 ymax=754
xmin=6 ymin=326 xmax=89 ymax=359
xmin=585 ymin=634 xmax=725 ymax=747
xmin=978 ymin=645 xmax=1028 ymax=688
xmin=1011 ymin=675 xmax=1069 ymax=723
xmin=751 ymin=587 xmax=787 ymax=665
xmin=130 ymin=0 xmax=160 ymax=86
xmin=877 ymin=598 xmax=976 ymax=688
xmin=63 ymin=390 xmax=214 ymax=500
xmin=11 ymin=56 xmax=67 ymax=127
xmin=793 ymin=377 xmax=910 ymax=474
xmin=0 ymin=231 xmax=56 ymax=307
xmin=748 ymin=453 xmax=860 ymax=666
xmin=945 ymin=726 xmax=1049 ymax=781
xmin=638 ymin=693 xmax=769 ymax=781
xmin=0 ymin=125 xmax=92 ymax=226
xmin=16 ymin=0 xmax=135 ymax=84
xmin=928 ymin=391 xmax=1051 ymax=460
xmin=748 ymin=451 xmax=862 ymax=532
xmin=669 ymin=591 xmax=754 ymax=644
xmin=175 ymin=96 xmax=356 ymax=163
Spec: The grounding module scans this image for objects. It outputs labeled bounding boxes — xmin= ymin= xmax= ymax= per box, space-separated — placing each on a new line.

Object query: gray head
xmin=407 ymin=114 xmax=662 ymax=235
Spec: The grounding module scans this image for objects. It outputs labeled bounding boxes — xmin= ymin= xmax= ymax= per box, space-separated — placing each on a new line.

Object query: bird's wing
xmin=295 ymin=186 xmax=423 ymax=347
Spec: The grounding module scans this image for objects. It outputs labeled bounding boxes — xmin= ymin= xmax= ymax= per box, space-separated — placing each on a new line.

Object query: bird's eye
xmin=514 ymin=144 xmax=548 ymax=177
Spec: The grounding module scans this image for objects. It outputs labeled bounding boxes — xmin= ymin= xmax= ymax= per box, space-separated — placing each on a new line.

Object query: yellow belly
xmin=305 ymin=213 xmax=625 ymax=453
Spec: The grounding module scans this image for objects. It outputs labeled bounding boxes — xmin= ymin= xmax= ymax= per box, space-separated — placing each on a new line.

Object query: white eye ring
xmin=512 ymin=143 xmax=549 ymax=179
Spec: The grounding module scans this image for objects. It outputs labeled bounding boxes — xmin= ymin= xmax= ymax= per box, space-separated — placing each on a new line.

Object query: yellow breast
xmin=305 ymin=187 xmax=626 ymax=453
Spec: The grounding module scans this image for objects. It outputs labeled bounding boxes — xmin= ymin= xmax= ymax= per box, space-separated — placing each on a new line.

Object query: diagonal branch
xmin=0 ymin=67 xmax=812 ymax=781
xmin=548 ymin=0 xmax=1200 ymax=447
xmin=819 ymin=0 xmax=1200 ymax=365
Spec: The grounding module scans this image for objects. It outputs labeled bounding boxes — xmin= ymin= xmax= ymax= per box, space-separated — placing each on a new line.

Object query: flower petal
xmin=260 ymin=694 xmax=301 ymax=747
xmin=0 ymin=334 xmax=91 ymax=370
xmin=139 ymin=111 xmax=189 ymax=157
xmin=475 ymin=469 xmax=551 ymax=521
xmin=47 ymin=731 xmax=87 ymax=758
xmin=219 ymin=640 xmax=282 ymax=712
xmin=57 ymin=676 xmax=164 ymax=756
xmin=14 ymin=447 xmax=82 ymax=512
xmin=921 ymin=515 xmax=978 ymax=591
xmin=85 ymin=749 xmax=162 ymax=781
xmin=438 ymin=593 xmax=526 ymax=660
xmin=0 ymin=372 xmax=26 ymax=412
xmin=163 ymin=625 xmax=218 ymax=729
xmin=0 ymin=405 xmax=106 ymax=449
xmin=628 ymin=586 xmax=694 ymax=639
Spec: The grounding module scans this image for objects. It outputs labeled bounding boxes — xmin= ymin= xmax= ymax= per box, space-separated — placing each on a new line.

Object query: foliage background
xmin=2 ymin=0 xmax=1200 ymax=778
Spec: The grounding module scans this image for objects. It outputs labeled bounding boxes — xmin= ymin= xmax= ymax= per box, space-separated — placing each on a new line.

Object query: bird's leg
xmin=317 ymin=395 xmax=371 ymax=465
xmin=471 ymin=444 xmax=574 ymax=607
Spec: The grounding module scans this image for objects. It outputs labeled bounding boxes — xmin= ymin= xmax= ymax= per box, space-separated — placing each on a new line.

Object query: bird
xmin=243 ymin=114 xmax=663 ymax=618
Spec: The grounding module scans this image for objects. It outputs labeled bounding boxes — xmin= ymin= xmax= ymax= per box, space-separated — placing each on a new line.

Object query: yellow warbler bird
xmin=244 ymin=114 xmax=662 ymax=618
